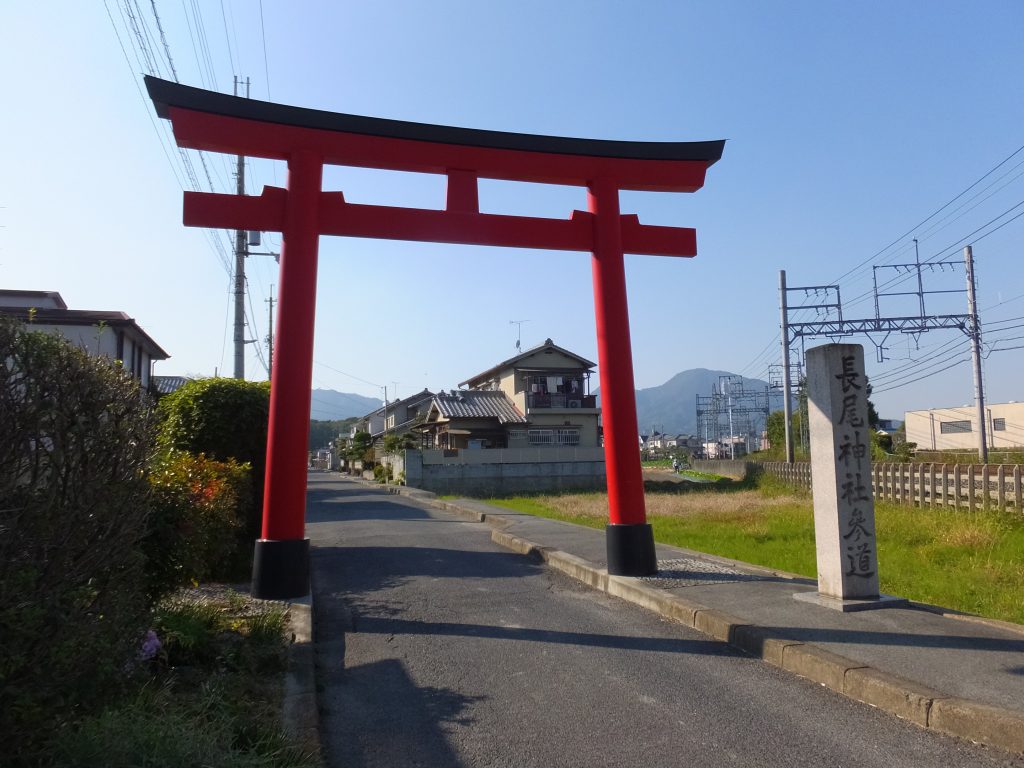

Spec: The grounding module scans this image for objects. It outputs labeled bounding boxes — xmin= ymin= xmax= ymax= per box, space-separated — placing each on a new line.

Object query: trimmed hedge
xmin=145 ymin=451 xmax=252 ymax=598
xmin=0 ymin=319 xmax=156 ymax=762
xmin=157 ymin=378 xmax=270 ymax=542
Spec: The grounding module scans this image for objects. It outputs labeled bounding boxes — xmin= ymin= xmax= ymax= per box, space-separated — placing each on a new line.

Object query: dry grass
xmin=532 ymin=488 xmax=808 ymax=521
xmin=938 ymin=524 xmax=1002 ymax=549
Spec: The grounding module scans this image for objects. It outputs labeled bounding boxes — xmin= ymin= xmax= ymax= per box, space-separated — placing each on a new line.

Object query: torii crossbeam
xmin=147 ymin=76 xmax=724 ymax=598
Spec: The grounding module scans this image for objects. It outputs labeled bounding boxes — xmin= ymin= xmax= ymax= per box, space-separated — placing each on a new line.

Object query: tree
xmin=865 ymin=379 xmax=880 ymax=430
xmin=347 ymin=430 xmax=374 ymax=462
xmin=157 ymin=378 xmax=270 ymax=467
xmin=308 ymin=417 xmax=357 ymax=451
xmin=766 ymin=410 xmax=786 ymax=454
xmin=383 ymin=430 xmax=418 ymax=454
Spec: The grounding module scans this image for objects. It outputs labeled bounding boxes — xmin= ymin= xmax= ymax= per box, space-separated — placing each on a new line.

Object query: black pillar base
xmin=606 ymin=523 xmax=658 ymax=577
xmin=252 ymin=538 xmax=310 ymax=600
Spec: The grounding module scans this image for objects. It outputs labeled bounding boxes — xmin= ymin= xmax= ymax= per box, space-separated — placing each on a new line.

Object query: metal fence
xmin=760 ymin=461 xmax=1024 ymax=513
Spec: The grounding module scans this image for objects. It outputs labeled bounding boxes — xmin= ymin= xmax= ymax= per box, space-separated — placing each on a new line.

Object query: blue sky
xmin=2 ymin=2 xmax=1023 ymax=423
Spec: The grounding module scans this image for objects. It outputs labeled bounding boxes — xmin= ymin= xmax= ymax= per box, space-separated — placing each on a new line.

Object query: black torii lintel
xmin=144 ymin=76 xmax=725 ymax=166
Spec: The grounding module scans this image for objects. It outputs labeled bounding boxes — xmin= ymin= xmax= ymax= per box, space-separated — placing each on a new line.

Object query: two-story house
xmin=0 ymin=289 xmax=169 ymax=390
xmin=351 ymin=388 xmax=435 ymax=441
xmin=417 ymin=339 xmax=601 ymax=450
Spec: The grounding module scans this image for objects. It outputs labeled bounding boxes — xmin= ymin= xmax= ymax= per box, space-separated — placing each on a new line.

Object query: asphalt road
xmin=307 ymin=475 xmax=1020 ymax=768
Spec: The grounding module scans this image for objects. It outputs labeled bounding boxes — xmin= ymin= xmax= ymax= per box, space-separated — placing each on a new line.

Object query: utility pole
xmin=233 ymin=75 xmax=251 ymax=379
xmin=779 ymin=270 xmax=794 ymax=463
xmin=266 ymin=285 xmax=275 ymax=373
xmin=964 ymin=245 xmax=988 ymax=462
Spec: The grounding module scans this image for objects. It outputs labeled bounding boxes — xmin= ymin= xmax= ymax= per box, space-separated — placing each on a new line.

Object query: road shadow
xmin=758 ymin=624 xmax=1024 ymax=654
xmin=351 ymin=614 xmax=735 ymax=658
xmin=312 ymin=545 xmax=544 ymax=594
xmin=308 ymin=499 xmax=437 ymax=523
xmin=318 ymin=656 xmax=477 ymax=768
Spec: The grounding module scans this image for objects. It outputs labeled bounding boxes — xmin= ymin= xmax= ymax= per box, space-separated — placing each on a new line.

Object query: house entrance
xmin=146 ymin=76 xmax=724 ymax=597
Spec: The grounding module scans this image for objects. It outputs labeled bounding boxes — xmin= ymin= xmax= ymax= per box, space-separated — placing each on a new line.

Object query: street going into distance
xmin=307 ymin=473 xmax=1015 ymax=768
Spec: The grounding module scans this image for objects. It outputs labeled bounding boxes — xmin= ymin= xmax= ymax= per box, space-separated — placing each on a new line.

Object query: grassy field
xmin=486 ymin=476 xmax=1024 ymax=625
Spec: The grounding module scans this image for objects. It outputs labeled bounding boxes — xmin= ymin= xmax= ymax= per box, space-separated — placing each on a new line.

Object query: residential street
xmin=308 ymin=474 xmax=1018 ymax=768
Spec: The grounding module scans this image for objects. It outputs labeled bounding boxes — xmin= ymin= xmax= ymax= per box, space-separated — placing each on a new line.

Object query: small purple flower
xmin=139 ymin=629 xmax=162 ymax=661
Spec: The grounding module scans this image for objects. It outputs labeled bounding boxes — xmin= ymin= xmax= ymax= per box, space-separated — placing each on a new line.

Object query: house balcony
xmin=527 ymin=393 xmax=597 ymax=411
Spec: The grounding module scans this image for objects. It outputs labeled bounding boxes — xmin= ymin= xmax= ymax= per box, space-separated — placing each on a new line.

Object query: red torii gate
xmin=146 ymin=76 xmax=724 ymax=599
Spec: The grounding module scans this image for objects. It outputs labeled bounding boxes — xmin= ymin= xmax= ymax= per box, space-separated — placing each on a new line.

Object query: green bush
xmin=50 ymin=683 xmax=310 ymax=768
xmin=145 ymin=451 xmax=252 ymax=597
xmin=0 ymin=318 xmax=156 ymax=762
xmin=157 ymin=378 xmax=270 ymax=541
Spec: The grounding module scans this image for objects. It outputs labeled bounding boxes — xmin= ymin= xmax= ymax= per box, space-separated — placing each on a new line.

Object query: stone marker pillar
xmin=795 ymin=343 xmax=906 ymax=612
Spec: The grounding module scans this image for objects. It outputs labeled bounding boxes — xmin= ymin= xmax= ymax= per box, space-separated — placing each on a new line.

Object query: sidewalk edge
xmin=474 ymin=512 xmax=1024 ymax=755
xmin=283 ymin=596 xmax=323 ymax=765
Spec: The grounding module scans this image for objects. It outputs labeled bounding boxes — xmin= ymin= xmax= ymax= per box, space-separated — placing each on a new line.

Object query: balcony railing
xmin=527 ymin=393 xmax=597 ymax=410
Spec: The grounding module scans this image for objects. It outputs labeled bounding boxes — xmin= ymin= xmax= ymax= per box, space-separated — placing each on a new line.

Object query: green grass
xmin=678 ymin=469 xmax=727 ymax=482
xmin=487 ymin=486 xmax=1024 ymax=625
xmin=49 ymin=590 xmax=311 ymax=768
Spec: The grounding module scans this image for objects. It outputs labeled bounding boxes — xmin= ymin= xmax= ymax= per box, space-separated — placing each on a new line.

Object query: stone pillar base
xmin=793 ymin=590 xmax=909 ymax=613
xmin=606 ymin=523 xmax=657 ymax=577
xmin=252 ymin=538 xmax=310 ymax=600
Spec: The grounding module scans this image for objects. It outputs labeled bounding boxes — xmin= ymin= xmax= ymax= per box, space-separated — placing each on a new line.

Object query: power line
xmin=148 ymin=0 xmax=179 ymax=81
xmin=258 ymin=0 xmax=272 ymax=99
xmin=830 ymin=142 xmax=1024 ymax=288
xmin=313 ymin=360 xmax=382 ymax=389
xmin=872 ymin=357 xmax=970 ymax=394
xmin=219 ymin=0 xmax=237 ymax=76
xmin=736 ymin=143 xmax=1024 ymax=384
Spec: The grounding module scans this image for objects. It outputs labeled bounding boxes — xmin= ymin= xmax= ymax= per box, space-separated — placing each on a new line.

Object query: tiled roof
xmin=460 ymin=338 xmax=596 ymax=388
xmin=152 ymin=375 xmax=192 ymax=395
xmin=432 ymin=390 xmax=526 ymax=424
xmin=364 ymin=388 xmax=434 ymax=418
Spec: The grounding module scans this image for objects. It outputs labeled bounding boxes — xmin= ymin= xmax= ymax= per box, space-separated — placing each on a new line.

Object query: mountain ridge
xmin=309 ymin=368 xmax=772 ymax=432
xmin=310 ymin=389 xmax=382 ymax=420
xmin=599 ymin=368 xmax=772 ymax=435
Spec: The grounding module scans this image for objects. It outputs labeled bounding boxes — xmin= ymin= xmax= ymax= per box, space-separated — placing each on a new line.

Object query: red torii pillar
xmin=146 ymin=76 xmax=724 ymax=598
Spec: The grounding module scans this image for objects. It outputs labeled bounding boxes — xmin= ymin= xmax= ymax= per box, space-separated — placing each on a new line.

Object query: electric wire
xmin=737 ymin=143 xmax=1024 ymax=387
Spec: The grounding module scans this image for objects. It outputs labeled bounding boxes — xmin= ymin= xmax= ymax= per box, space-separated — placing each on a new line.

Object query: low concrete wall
xmin=421 ymin=447 xmax=605 ymax=465
xmin=404 ymin=449 xmax=605 ymax=496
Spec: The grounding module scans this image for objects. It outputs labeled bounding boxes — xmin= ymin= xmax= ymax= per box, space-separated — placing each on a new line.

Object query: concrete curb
xmin=432 ymin=495 xmax=1024 ymax=756
xmin=283 ymin=597 xmax=323 ymax=765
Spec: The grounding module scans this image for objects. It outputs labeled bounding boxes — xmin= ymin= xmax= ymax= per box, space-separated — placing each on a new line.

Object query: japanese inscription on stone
xmin=806 ymin=344 xmax=881 ymax=600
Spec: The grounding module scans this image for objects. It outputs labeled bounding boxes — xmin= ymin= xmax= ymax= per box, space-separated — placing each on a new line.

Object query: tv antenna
xmin=510 ymin=319 xmax=530 ymax=351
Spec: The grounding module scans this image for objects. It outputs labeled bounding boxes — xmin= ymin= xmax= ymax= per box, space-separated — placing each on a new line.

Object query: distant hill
xmin=310 ymin=389 xmax=382 ymax=420
xmin=310 ymin=371 xmax=774 ymax=432
xmin=598 ymin=368 xmax=772 ymax=435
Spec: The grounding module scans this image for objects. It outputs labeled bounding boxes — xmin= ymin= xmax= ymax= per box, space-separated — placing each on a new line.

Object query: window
xmin=508 ymin=429 xmax=527 ymax=441
xmin=939 ymin=420 xmax=972 ymax=434
xmin=993 ymin=418 xmax=1006 ymax=431
xmin=528 ymin=429 xmax=554 ymax=445
xmin=556 ymin=428 xmax=580 ymax=446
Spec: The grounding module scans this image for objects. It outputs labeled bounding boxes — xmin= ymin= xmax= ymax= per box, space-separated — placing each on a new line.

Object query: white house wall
xmin=906 ymin=402 xmax=1024 ymax=450
xmin=25 ymin=323 xmax=153 ymax=388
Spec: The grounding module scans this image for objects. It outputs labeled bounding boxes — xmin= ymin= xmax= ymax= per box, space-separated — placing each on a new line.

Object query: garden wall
xmin=401 ymin=448 xmax=606 ymax=496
